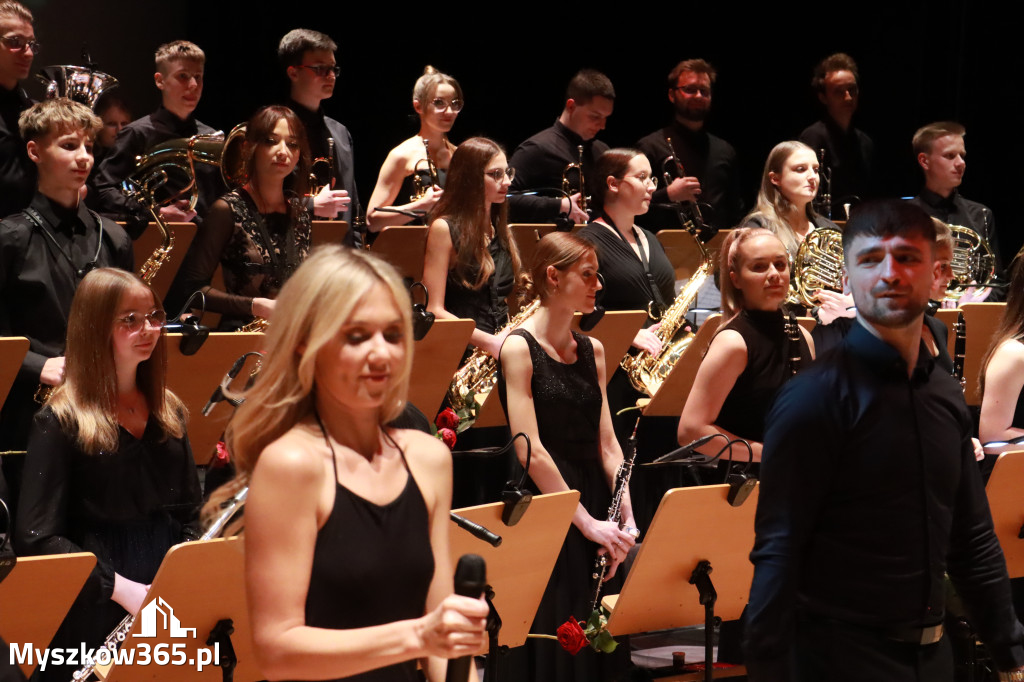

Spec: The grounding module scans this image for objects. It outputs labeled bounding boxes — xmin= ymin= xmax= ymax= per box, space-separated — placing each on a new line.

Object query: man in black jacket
xmin=0 ymin=1 xmax=36 ymax=219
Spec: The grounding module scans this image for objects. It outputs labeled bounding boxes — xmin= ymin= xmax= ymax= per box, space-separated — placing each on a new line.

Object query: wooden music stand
xmin=656 ymin=230 xmax=730 ymax=281
xmin=961 ymin=302 xmax=1005 ymax=405
xmin=470 ymin=310 xmax=646 ymax=429
xmin=0 ymin=553 xmax=96 ymax=678
xmin=102 ymin=538 xmax=258 ymax=682
xmin=131 ymin=222 xmax=197 ymax=301
xmin=410 ymin=319 xmax=475 ymax=417
xmin=370 ymin=226 xmax=428 ymax=281
xmin=986 ymin=450 xmax=1024 ymax=579
xmin=450 ymin=491 xmax=579 ymax=648
xmin=509 ymin=224 xmax=583 ymax=269
xmin=640 ymin=314 xmax=722 ymax=417
xmin=310 ymin=220 xmax=349 ymax=247
xmin=165 ymin=332 xmax=264 ymax=466
xmin=0 ymin=337 xmax=28 ymax=406
xmin=934 ymin=308 xmax=961 ymax=358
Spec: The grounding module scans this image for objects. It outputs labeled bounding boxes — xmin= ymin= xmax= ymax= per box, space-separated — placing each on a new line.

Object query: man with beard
xmin=636 ymin=59 xmax=743 ymax=234
xmin=799 ymin=53 xmax=875 ymax=211
xmin=744 ymin=199 xmax=1024 ymax=682
xmin=909 ymin=121 xmax=1000 ymax=280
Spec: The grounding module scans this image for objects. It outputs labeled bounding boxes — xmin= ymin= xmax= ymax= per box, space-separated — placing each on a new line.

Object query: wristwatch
xmin=998 ymin=670 xmax=1024 ymax=681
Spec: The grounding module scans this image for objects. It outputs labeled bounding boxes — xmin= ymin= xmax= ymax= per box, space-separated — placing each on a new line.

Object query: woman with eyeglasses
xmin=579 ymin=148 xmax=675 ymax=442
xmin=167 ymin=105 xmax=313 ymax=330
xmin=16 ymin=268 xmax=201 ymax=682
xmin=366 ymin=66 xmax=463 ymax=232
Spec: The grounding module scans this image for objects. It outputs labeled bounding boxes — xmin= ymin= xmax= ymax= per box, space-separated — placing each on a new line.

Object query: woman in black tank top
xmin=203 ymin=246 xmax=486 ymax=682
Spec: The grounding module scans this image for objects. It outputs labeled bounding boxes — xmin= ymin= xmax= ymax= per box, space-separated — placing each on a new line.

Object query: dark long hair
xmin=242 ymin=105 xmax=312 ymax=199
xmin=429 ymin=137 xmax=522 ymax=289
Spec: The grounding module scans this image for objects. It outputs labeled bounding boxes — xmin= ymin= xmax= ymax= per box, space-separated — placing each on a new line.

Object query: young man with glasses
xmin=636 ymin=58 xmax=744 ymax=234
xmin=91 ymin=40 xmax=223 ymax=239
xmin=0 ymin=99 xmax=132 ymax=467
xmin=278 ymin=28 xmax=357 ymax=237
xmin=0 ymin=0 xmax=37 ymax=219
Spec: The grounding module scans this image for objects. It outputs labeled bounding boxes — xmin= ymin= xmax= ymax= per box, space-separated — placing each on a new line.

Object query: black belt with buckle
xmin=882 ymin=623 xmax=944 ymax=645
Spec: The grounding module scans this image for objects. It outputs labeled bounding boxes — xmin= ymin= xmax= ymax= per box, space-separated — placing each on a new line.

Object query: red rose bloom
xmin=436 ymin=407 xmax=460 ymax=431
xmin=438 ymin=428 xmax=457 ymax=449
xmin=556 ymin=618 xmax=588 ymax=655
xmin=214 ymin=440 xmax=231 ymax=465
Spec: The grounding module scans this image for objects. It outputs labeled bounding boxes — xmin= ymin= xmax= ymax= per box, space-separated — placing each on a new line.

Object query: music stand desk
xmin=370 ymin=226 xmax=428 ymax=282
xmin=0 ymin=336 xmax=29 ymax=407
xmin=411 ymin=319 xmax=475 ymax=417
xmin=509 ymin=224 xmax=584 ymax=270
xmin=310 ymin=220 xmax=349 ymax=247
xmin=961 ymin=302 xmax=1004 ymax=406
xmin=166 ymin=332 xmax=264 ymax=466
xmin=656 ymin=229 xmax=731 ymax=281
xmin=450 ymin=491 xmax=579 ymax=648
xmin=641 ymin=314 xmax=721 ymax=417
xmin=987 ymin=450 xmax=1024 ymax=579
xmin=0 ymin=552 xmax=96 ymax=678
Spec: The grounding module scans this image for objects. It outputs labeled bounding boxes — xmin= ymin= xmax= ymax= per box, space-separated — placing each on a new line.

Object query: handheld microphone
xmin=446 ymin=555 xmax=486 ymax=682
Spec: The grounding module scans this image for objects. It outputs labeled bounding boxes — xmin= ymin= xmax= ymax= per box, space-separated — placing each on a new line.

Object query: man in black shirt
xmin=278 ymin=29 xmax=356 ymax=232
xmin=745 ymin=200 xmax=1024 ymax=682
xmin=909 ymin=121 xmax=1001 ymax=281
xmin=508 ymin=69 xmax=614 ymax=224
xmin=799 ymin=53 xmax=875 ymax=212
xmin=0 ymin=1 xmax=36 ymax=219
xmin=91 ymin=40 xmax=223 ymax=239
xmin=636 ymin=58 xmax=743 ymax=233
xmin=0 ymin=100 xmax=132 ymax=453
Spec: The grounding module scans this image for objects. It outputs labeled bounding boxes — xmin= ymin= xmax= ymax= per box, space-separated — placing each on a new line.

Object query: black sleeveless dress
xmin=498 ymin=330 xmax=629 ymax=682
xmin=291 ymin=436 xmax=434 ymax=682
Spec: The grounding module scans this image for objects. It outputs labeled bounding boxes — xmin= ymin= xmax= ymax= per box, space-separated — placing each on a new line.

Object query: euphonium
xmin=562 ymin=145 xmax=588 ymax=215
xmin=620 ymin=231 xmax=714 ymax=396
xmin=37 ymin=64 xmax=118 ymax=109
xmin=410 ymin=137 xmax=441 ymax=201
xmin=446 ymin=298 xmax=541 ymax=430
xmin=945 ymin=224 xmax=996 ymax=300
xmin=789 ymin=227 xmax=845 ymax=309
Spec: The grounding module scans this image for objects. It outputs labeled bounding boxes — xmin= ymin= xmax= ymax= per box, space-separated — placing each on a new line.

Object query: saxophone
xmin=446 ymin=298 xmax=541 ymax=431
xmin=620 ymin=230 xmax=713 ymax=396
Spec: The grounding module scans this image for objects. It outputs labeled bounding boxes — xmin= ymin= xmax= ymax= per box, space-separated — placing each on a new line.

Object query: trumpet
xmin=410 ymin=137 xmax=441 ymax=201
xmin=309 ymin=137 xmax=335 ymax=196
xmin=562 ymin=145 xmax=588 ymax=216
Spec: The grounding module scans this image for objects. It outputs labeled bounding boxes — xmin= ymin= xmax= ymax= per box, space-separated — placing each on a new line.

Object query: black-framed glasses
xmin=485 ymin=167 xmax=515 ymax=182
xmin=430 ymin=97 xmax=463 ymax=113
xmin=299 ymin=64 xmax=340 ymax=78
xmin=116 ymin=309 xmax=167 ymax=333
xmin=1 ymin=34 xmax=39 ymax=53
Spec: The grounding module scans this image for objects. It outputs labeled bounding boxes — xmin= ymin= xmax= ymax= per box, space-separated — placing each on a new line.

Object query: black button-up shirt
xmin=910 ymin=188 xmax=1001 ymax=276
xmin=799 ymin=116 xmax=875 ymax=204
xmin=0 ymin=84 xmax=36 ymax=219
xmin=745 ymin=321 xmax=1024 ymax=680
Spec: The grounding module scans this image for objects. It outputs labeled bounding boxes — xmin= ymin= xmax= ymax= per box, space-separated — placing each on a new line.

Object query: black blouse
xmin=442 ymin=218 xmax=514 ymax=334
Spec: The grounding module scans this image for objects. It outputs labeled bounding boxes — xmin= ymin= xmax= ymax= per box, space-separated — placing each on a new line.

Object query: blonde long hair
xmin=741 ymin=140 xmax=823 ymax=256
xmin=203 ymin=245 xmax=413 ymax=525
xmin=48 ymin=268 xmax=185 ymax=454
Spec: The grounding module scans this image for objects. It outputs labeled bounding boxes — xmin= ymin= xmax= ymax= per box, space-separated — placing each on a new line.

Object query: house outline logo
xmin=132 ymin=597 xmax=197 ymax=639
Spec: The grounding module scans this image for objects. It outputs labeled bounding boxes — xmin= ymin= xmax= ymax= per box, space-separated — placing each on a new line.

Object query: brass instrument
xmin=620 ymin=231 xmax=714 ymax=396
xmin=410 ymin=137 xmax=441 ymax=201
xmin=238 ymin=317 xmax=268 ymax=333
xmin=662 ymin=135 xmax=707 ymax=237
xmin=561 ymin=145 xmax=588 ymax=216
xmin=946 ymin=224 xmax=996 ymax=301
xmin=789 ymin=227 xmax=845 ymax=309
xmin=446 ymin=298 xmax=541 ymax=431
xmin=37 ymin=64 xmax=118 ymax=109
xmin=70 ymin=488 xmax=247 ymax=681
xmin=590 ymin=417 xmax=641 ymax=612
xmin=309 ymin=137 xmax=335 ymax=196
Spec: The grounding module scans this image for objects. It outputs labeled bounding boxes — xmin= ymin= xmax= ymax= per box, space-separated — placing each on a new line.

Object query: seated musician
xmin=979 ymin=251 xmax=1024 ymax=451
xmin=15 ymin=268 xmax=200 ymax=682
xmin=0 ymin=0 xmax=37 ymax=218
xmin=507 ymin=69 xmax=614 ymax=225
xmin=677 ymin=227 xmax=814 ymax=464
xmin=277 ymin=28 xmax=355 ymax=231
xmin=0 ymin=99 xmax=132 ymax=459
xmin=90 ymin=40 xmax=223 ymax=238
xmin=166 ymin=106 xmax=313 ymax=330
xmin=365 ymin=66 xmax=463 ymax=232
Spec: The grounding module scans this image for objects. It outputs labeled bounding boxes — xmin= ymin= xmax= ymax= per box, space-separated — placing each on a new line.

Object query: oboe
xmin=589 ymin=417 xmax=641 ymax=612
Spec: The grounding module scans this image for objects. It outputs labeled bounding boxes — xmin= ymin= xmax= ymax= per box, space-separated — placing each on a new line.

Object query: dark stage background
xmin=26 ymin=0 xmax=1024 ymax=263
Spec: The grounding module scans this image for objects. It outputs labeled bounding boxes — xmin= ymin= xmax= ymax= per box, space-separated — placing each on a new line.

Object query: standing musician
xmin=91 ymin=40 xmax=223 ymax=239
xmin=798 ymin=53 xmax=875 ymax=206
xmin=745 ymin=200 xmax=1024 ymax=682
xmin=497 ymin=232 xmax=636 ymax=682
xmin=508 ymin=69 xmax=614 ymax=225
xmin=0 ymin=99 xmax=132 ymax=462
xmin=277 ymin=29 xmax=356 ymax=230
xmin=677 ymin=228 xmax=814 ymax=464
xmin=579 ymin=148 xmax=674 ymax=444
xmin=0 ymin=0 xmax=36 ymax=218
xmin=166 ymin=105 xmax=312 ymax=330
xmin=636 ymin=58 xmax=744 ymax=233
xmin=365 ymin=66 xmax=462 ymax=232
xmin=909 ymin=121 xmax=1001 ymax=283
xmin=204 ymin=245 xmax=488 ymax=682
xmin=15 ymin=268 xmax=201 ymax=682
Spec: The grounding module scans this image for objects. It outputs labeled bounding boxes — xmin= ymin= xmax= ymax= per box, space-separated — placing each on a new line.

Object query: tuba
xmin=562 ymin=144 xmax=588 ymax=215
xmin=447 ymin=298 xmax=541 ymax=431
xmin=37 ymin=64 xmax=118 ymax=110
xmin=620 ymin=231 xmax=714 ymax=396
xmin=410 ymin=137 xmax=441 ymax=201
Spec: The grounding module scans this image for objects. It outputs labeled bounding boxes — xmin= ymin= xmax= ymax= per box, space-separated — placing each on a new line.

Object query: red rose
xmin=435 ymin=407 xmax=460 ymax=431
xmin=556 ymin=618 xmax=588 ymax=655
xmin=214 ymin=440 xmax=231 ymax=465
xmin=438 ymin=428 xmax=457 ymax=449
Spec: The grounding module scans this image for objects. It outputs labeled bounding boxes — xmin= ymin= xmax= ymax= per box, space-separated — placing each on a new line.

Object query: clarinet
xmin=589 ymin=418 xmax=641 ymax=612
xmin=953 ymin=312 xmax=966 ymax=390
xmin=784 ymin=312 xmax=803 ymax=377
